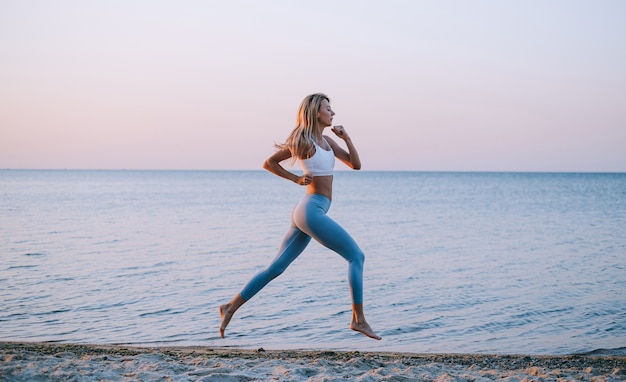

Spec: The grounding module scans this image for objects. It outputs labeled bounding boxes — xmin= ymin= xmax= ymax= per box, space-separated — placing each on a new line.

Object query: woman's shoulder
xmin=322 ymin=135 xmax=338 ymax=149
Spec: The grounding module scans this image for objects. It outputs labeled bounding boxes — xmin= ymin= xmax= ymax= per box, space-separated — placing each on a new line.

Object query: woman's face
xmin=317 ymin=99 xmax=335 ymax=128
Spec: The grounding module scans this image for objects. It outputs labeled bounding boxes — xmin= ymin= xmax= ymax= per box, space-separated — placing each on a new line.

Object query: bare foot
xmin=350 ymin=320 xmax=381 ymax=340
xmin=219 ymin=304 xmax=233 ymax=338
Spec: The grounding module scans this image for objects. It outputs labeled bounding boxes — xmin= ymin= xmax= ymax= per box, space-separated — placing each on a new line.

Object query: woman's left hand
xmin=331 ymin=125 xmax=350 ymax=140
xmin=328 ymin=125 xmax=361 ymax=170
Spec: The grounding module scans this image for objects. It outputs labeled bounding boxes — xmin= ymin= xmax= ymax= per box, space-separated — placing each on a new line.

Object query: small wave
xmin=7 ymin=265 xmax=37 ymax=270
xmin=578 ymin=347 xmax=626 ymax=356
xmin=33 ymin=308 xmax=73 ymax=316
xmin=154 ymin=261 xmax=175 ymax=267
xmin=24 ymin=253 xmax=46 ymax=257
xmin=388 ymin=319 xmax=444 ymax=334
xmin=139 ymin=308 xmax=173 ymax=317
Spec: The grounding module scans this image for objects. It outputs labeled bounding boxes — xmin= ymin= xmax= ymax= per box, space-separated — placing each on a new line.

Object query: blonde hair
xmin=277 ymin=93 xmax=329 ymax=160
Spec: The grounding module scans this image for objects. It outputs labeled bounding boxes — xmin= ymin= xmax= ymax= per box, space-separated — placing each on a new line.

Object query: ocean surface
xmin=1 ymin=170 xmax=625 ymax=355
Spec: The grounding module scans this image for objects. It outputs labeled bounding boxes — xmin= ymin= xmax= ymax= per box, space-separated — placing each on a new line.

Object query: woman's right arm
xmin=263 ymin=148 xmax=312 ymax=185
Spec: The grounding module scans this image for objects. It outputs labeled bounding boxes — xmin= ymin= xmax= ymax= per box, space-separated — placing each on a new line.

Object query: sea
xmin=1 ymin=170 xmax=625 ymax=355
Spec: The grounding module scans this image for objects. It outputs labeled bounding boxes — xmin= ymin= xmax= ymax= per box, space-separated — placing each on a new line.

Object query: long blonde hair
xmin=277 ymin=93 xmax=329 ymax=160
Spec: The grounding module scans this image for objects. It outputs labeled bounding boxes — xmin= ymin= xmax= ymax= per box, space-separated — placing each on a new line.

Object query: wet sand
xmin=1 ymin=342 xmax=625 ymax=381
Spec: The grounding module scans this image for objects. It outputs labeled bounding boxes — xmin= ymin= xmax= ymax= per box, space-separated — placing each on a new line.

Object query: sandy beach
xmin=1 ymin=342 xmax=624 ymax=381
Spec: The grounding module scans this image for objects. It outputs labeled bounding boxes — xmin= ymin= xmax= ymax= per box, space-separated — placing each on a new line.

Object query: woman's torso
xmin=307 ymin=175 xmax=333 ymax=200
xmin=299 ymin=137 xmax=335 ymax=200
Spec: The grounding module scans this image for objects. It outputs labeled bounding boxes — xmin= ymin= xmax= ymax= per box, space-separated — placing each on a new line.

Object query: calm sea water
xmin=1 ymin=170 xmax=625 ymax=355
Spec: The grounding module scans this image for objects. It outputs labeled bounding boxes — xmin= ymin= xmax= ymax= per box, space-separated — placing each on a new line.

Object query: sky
xmin=1 ymin=0 xmax=625 ymax=172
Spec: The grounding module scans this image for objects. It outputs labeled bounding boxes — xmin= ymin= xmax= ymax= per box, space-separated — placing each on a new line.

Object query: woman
xmin=219 ymin=93 xmax=380 ymax=340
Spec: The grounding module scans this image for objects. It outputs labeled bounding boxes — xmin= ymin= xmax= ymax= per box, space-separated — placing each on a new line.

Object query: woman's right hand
xmin=296 ymin=175 xmax=313 ymax=185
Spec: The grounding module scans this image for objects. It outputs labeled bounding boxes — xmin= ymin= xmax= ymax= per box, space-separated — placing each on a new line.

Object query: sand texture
xmin=1 ymin=342 xmax=625 ymax=381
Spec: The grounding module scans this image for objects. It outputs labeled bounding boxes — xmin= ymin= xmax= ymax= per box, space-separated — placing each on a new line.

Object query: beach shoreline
xmin=1 ymin=342 xmax=624 ymax=381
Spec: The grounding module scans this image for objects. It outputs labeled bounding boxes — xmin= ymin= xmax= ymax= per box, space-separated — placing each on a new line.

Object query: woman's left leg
xmin=293 ymin=194 xmax=380 ymax=340
xmin=292 ymin=194 xmax=364 ymax=303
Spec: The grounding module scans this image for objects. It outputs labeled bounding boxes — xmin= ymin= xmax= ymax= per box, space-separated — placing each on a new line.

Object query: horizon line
xmin=2 ymin=168 xmax=625 ymax=175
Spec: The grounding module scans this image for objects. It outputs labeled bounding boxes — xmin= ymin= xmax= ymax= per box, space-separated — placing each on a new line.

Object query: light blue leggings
xmin=240 ymin=193 xmax=365 ymax=304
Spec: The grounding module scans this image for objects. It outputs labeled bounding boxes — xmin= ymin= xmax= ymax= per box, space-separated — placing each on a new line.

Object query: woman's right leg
xmin=240 ymin=226 xmax=311 ymax=301
xmin=219 ymin=222 xmax=311 ymax=338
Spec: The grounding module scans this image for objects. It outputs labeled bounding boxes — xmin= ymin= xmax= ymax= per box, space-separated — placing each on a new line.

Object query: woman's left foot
xmin=350 ymin=320 xmax=381 ymax=340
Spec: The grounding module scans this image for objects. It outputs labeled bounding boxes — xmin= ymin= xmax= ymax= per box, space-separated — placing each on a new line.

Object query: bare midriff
xmin=306 ymin=175 xmax=333 ymax=200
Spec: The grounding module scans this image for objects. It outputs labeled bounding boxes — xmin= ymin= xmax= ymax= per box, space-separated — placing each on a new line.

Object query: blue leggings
xmin=240 ymin=193 xmax=365 ymax=304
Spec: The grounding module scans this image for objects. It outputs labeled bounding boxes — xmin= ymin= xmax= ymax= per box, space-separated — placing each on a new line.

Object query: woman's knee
xmin=351 ymin=249 xmax=365 ymax=266
xmin=266 ymin=263 xmax=287 ymax=279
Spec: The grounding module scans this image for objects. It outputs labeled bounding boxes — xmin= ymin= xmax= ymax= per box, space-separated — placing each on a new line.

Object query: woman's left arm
xmin=326 ymin=125 xmax=361 ymax=170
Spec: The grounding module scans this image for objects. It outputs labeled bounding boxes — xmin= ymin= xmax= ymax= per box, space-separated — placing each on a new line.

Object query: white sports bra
xmin=299 ymin=138 xmax=335 ymax=177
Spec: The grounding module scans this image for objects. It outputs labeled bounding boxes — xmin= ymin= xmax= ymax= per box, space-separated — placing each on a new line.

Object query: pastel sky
xmin=1 ymin=0 xmax=625 ymax=172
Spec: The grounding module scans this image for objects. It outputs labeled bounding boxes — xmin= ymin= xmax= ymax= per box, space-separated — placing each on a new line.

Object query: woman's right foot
xmin=219 ymin=304 xmax=233 ymax=338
